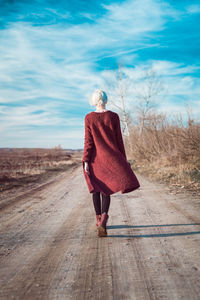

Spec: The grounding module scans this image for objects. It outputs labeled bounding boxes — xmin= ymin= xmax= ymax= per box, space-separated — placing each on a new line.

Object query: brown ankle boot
xmin=96 ymin=215 xmax=101 ymax=227
xmin=98 ymin=212 xmax=109 ymax=237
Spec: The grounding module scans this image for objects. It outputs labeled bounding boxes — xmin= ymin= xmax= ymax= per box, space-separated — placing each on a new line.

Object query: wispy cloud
xmin=186 ymin=4 xmax=200 ymax=14
xmin=102 ymin=60 xmax=200 ymax=117
xmin=0 ymin=0 xmax=199 ymax=148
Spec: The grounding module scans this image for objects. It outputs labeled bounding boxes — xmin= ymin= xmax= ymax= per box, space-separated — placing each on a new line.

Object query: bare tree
xmin=104 ymin=62 xmax=132 ymax=136
xmin=134 ymin=67 xmax=164 ymax=135
xmin=102 ymin=64 xmax=165 ymax=156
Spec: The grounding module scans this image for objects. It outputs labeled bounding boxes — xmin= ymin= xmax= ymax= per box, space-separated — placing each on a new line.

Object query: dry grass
xmin=0 ymin=147 xmax=78 ymax=192
xmin=125 ymin=111 xmax=200 ymax=194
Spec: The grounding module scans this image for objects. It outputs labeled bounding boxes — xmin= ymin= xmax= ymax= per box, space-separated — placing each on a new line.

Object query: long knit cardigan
xmin=82 ymin=110 xmax=140 ymax=196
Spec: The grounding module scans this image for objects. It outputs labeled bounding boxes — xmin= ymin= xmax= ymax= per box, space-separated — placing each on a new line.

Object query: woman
xmin=82 ymin=89 xmax=140 ymax=237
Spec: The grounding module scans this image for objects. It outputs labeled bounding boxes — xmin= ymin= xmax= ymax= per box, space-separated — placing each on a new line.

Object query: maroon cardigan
xmin=82 ymin=110 xmax=140 ymax=196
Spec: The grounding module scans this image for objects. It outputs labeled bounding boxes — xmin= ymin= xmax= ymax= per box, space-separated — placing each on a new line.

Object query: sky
xmin=0 ymin=0 xmax=200 ymax=149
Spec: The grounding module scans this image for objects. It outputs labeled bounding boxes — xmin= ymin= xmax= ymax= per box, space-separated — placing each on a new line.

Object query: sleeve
xmin=115 ymin=114 xmax=127 ymax=160
xmin=82 ymin=116 xmax=95 ymax=162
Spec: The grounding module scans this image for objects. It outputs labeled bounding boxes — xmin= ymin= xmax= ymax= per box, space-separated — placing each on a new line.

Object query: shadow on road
xmin=107 ymin=223 xmax=200 ymax=238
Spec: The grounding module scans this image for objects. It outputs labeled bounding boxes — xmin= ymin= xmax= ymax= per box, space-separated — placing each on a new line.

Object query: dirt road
xmin=0 ymin=163 xmax=200 ymax=300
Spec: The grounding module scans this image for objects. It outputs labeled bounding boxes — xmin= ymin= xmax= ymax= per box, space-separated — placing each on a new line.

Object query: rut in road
xmin=0 ymin=164 xmax=200 ymax=300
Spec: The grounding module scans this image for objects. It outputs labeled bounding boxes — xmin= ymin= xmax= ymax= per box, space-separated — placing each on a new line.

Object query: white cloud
xmin=102 ymin=0 xmax=178 ymax=33
xmin=186 ymin=4 xmax=200 ymax=14
xmin=0 ymin=0 xmax=179 ymax=101
xmin=150 ymin=60 xmax=200 ymax=76
xmin=0 ymin=0 xmax=199 ymax=148
xmin=101 ymin=60 xmax=200 ymax=118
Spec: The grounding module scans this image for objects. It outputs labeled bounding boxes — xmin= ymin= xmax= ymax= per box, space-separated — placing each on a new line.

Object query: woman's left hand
xmin=84 ymin=162 xmax=90 ymax=175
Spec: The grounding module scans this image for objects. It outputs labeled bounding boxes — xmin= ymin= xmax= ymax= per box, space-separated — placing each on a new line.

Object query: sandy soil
xmin=0 ymin=163 xmax=200 ymax=300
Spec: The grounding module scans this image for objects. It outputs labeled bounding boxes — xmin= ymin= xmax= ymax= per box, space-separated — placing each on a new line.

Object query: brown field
xmin=0 ymin=147 xmax=81 ymax=193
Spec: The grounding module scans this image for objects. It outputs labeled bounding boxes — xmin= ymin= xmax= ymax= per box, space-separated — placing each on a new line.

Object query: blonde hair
xmin=89 ymin=89 xmax=108 ymax=107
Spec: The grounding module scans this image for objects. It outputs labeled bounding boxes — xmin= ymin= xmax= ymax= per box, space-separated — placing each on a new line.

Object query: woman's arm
xmin=82 ymin=116 xmax=95 ymax=163
xmin=115 ymin=114 xmax=127 ymax=160
xmin=83 ymin=161 xmax=90 ymax=175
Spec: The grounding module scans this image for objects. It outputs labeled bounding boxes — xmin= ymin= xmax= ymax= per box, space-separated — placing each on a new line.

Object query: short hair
xmin=89 ymin=89 xmax=108 ymax=107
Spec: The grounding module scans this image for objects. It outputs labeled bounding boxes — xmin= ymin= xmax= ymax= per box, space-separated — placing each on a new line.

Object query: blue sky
xmin=0 ymin=0 xmax=200 ymax=149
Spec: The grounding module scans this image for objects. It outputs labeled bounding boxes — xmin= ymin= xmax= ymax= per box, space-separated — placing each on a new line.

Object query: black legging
xmin=92 ymin=192 xmax=110 ymax=215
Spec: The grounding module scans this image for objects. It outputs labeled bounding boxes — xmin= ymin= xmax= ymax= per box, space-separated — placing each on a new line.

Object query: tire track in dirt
xmin=72 ymin=192 xmax=153 ymax=300
xmin=0 ymin=166 xmax=200 ymax=300
xmin=119 ymin=176 xmax=200 ymax=300
xmin=0 ymin=165 xmax=84 ymax=299
xmin=0 ymin=200 xmax=85 ymax=299
xmin=0 ymin=164 xmax=78 ymax=212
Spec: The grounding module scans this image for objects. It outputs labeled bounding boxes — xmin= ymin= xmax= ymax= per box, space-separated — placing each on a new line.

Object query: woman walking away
xmin=82 ymin=89 xmax=140 ymax=237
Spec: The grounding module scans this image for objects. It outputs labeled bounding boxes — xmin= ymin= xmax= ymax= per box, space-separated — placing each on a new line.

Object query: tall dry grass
xmin=125 ymin=111 xmax=200 ymax=193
